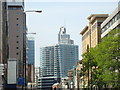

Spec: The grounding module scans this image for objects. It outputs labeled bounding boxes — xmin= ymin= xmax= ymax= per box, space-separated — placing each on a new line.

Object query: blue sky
xmin=25 ymin=1 xmax=118 ymax=67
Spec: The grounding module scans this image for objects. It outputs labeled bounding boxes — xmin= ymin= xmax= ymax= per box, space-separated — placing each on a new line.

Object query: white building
xmin=101 ymin=3 xmax=120 ymax=38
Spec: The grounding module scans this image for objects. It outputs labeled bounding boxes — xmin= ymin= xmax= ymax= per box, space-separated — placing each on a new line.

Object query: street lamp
xmin=25 ymin=10 xmax=42 ymax=13
xmin=23 ymin=32 xmax=36 ymax=90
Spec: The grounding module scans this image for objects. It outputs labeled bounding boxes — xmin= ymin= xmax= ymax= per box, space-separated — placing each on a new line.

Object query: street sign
xmin=17 ymin=77 xmax=25 ymax=86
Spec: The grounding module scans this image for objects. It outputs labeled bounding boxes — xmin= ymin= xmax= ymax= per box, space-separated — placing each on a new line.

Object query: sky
xmin=24 ymin=1 xmax=119 ymax=67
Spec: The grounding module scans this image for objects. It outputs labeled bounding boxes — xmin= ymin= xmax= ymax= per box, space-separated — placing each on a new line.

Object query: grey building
xmin=0 ymin=1 xmax=8 ymax=89
xmin=0 ymin=1 xmax=8 ymax=65
xmin=7 ymin=0 xmax=28 ymax=88
xmin=101 ymin=3 xmax=120 ymax=38
xmin=39 ymin=27 xmax=79 ymax=89
xmin=27 ymin=38 xmax=35 ymax=88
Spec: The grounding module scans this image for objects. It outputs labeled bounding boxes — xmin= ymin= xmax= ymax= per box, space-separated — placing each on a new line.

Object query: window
xmin=16 ymin=47 xmax=19 ymax=49
xmin=16 ymin=18 xmax=19 ymax=20
xmin=16 ymin=52 xmax=19 ymax=55
xmin=16 ymin=35 xmax=19 ymax=38
xmin=16 ymin=30 xmax=19 ymax=32
xmin=97 ymin=22 xmax=102 ymax=27
xmin=16 ymin=41 xmax=19 ymax=43
xmin=16 ymin=12 xmax=19 ymax=14
xmin=8 ymin=6 xmax=22 ymax=10
xmin=16 ymin=24 xmax=19 ymax=26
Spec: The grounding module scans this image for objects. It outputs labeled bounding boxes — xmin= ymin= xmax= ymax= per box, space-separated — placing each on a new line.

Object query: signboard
xmin=7 ymin=58 xmax=17 ymax=84
xmin=17 ymin=77 xmax=25 ymax=86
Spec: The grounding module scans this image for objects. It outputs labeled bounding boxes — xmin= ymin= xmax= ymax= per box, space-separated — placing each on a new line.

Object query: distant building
xmin=74 ymin=60 xmax=82 ymax=89
xmin=68 ymin=69 xmax=73 ymax=89
xmin=80 ymin=14 xmax=108 ymax=54
xmin=39 ymin=27 xmax=79 ymax=89
xmin=28 ymin=38 xmax=35 ymax=65
xmin=35 ymin=67 xmax=40 ymax=88
xmin=58 ymin=27 xmax=74 ymax=44
xmin=27 ymin=38 xmax=35 ymax=88
xmin=40 ymin=46 xmax=54 ymax=77
xmin=60 ymin=77 xmax=69 ymax=89
xmin=101 ymin=3 xmax=120 ymax=38
xmin=38 ymin=75 xmax=59 ymax=89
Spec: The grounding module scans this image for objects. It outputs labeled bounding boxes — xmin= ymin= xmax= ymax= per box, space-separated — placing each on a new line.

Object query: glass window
xmin=115 ymin=15 xmax=117 ymax=21
xmin=16 ymin=52 xmax=19 ymax=55
xmin=16 ymin=18 xmax=19 ymax=20
xmin=97 ymin=22 xmax=102 ymax=27
xmin=16 ymin=41 xmax=19 ymax=43
xmin=110 ymin=20 xmax=112 ymax=26
xmin=16 ymin=30 xmax=19 ymax=32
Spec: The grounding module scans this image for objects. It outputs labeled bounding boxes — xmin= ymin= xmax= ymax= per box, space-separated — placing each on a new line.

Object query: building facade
xmin=101 ymin=3 xmax=120 ymax=38
xmin=35 ymin=67 xmax=41 ymax=88
xmin=27 ymin=38 xmax=35 ymax=88
xmin=38 ymin=75 xmax=59 ymax=89
xmin=80 ymin=14 xmax=108 ymax=54
xmin=7 ymin=0 xmax=27 ymax=87
xmin=39 ymin=27 xmax=79 ymax=89
xmin=80 ymin=14 xmax=108 ymax=88
xmin=28 ymin=38 xmax=35 ymax=65
xmin=0 ymin=1 xmax=8 ymax=89
xmin=0 ymin=1 xmax=8 ymax=64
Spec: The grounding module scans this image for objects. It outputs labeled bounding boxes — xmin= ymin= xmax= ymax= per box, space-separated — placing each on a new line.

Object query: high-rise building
xmin=7 ymin=0 xmax=27 ymax=87
xmin=80 ymin=14 xmax=108 ymax=54
xmin=27 ymin=37 xmax=35 ymax=88
xmin=39 ymin=27 xmax=78 ymax=89
xmin=28 ymin=38 xmax=35 ymax=65
xmin=58 ymin=27 xmax=74 ymax=44
xmin=101 ymin=3 xmax=120 ymax=38
xmin=40 ymin=46 xmax=54 ymax=77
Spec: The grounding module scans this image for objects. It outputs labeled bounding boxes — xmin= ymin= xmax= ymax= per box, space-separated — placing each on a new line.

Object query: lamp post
xmin=25 ymin=10 xmax=42 ymax=13
xmin=23 ymin=33 xmax=36 ymax=90
xmin=23 ymin=10 xmax=41 ymax=90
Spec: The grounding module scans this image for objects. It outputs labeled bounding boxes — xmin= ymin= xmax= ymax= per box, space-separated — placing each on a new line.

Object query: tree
xmin=82 ymin=29 xmax=120 ymax=88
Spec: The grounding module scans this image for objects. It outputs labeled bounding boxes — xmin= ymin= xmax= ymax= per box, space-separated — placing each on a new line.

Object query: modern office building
xmin=28 ymin=38 xmax=35 ymax=65
xmin=27 ymin=37 xmax=35 ymax=88
xmin=40 ymin=46 xmax=54 ymax=77
xmin=7 ymin=0 xmax=27 ymax=87
xmin=40 ymin=46 xmax=60 ymax=89
xmin=101 ymin=3 xmax=120 ymax=38
xmin=58 ymin=27 xmax=74 ymax=44
xmin=80 ymin=14 xmax=108 ymax=54
xmin=38 ymin=75 xmax=59 ymax=89
xmin=39 ymin=27 xmax=78 ymax=89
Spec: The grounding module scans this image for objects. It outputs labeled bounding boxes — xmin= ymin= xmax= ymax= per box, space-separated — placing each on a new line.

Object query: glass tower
xmin=28 ymin=39 xmax=35 ymax=65
xmin=39 ymin=27 xmax=79 ymax=89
